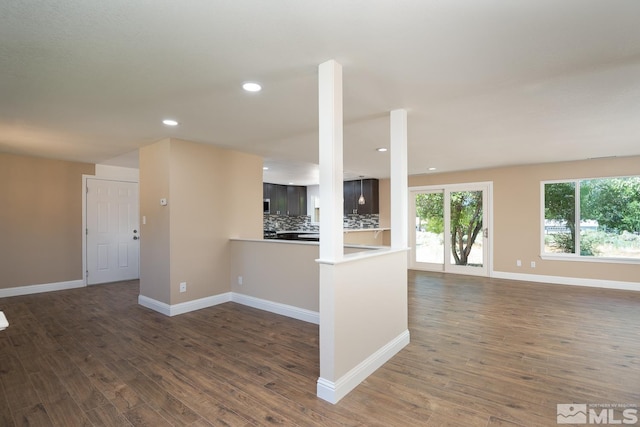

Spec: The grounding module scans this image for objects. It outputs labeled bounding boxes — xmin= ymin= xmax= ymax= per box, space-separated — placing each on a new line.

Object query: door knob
xmin=133 ymin=236 xmax=139 ymax=240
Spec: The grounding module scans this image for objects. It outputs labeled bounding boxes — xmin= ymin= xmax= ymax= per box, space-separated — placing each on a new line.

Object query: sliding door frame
xmin=409 ymin=182 xmax=493 ymax=277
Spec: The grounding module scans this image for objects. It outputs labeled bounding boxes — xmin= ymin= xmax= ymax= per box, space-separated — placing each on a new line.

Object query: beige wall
xmin=343 ymin=230 xmax=389 ymax=246
xmin=230 ymin=240 xmax=320 ymax=311
xmin=229 ymin=240 xmax=377 ymax=312
xmin=408 ymin=155 xmax=640 ymax=283
xmin=378 ymin=178 xmax=390 ymax=228
xmin=377 ymin=178 xmax=391 ymax=245
xmin=139 ymin=138 xmax=263 ymax=306
xmin=320 ymin=250 xmax=408 ymax=382
xmin=169 ymin=139 xmax=263 ymax=304
xmin=139 ymin=139 xmax=171 ymax=303
xmin=0 ymin=153 xmax=94 ymax=289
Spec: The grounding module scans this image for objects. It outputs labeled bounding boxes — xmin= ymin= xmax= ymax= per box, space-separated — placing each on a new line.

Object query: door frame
xmin=82 ymin=173 xmax=140 ymax=285
xmin=408 ymin=187 xmax=445 ymax=271
xmin=409 ymin=181 xmax=494 ymax=277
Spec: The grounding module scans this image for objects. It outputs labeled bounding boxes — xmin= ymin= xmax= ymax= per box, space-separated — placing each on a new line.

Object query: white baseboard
xmin=137 ymin=292 xmax=317 ymax=322
xmin=0 ymin=279 xmax=84 ymax=298
xmin=0 ymin=311 xmax=8 ymax=331
xmin=171 ymin=292 xmax=231 ymax=316
xmin=492 ymin=271 xmax=640 ymax=292
xmin=138 ymin=295 xmax=171 ymax=315
xmin=317 ymin=329 xmax=410 ymax=404
xmin=138 ymin=293 xmax=232 ymax=316
xmin=231 ymin=293 xmax=319 ymax=324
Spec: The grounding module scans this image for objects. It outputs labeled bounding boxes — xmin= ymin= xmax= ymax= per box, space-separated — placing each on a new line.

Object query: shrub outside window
xmin=543 ymin=177 xmax=640 ymax=261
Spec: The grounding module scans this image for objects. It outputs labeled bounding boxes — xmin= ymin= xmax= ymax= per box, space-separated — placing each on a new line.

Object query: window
xmin=543 ymin=177 xmax=640 ymax=261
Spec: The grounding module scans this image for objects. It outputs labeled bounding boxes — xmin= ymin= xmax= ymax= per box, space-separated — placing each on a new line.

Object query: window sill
xmin=540 ymin=254 xmax=640 ymax=265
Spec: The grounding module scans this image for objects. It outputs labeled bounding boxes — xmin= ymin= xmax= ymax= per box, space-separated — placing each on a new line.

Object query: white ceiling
xmin=2 ymin=1 xmax=640 ymax=185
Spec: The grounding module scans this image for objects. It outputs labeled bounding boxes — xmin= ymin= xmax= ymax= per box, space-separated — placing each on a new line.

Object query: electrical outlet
xmin=238 ymin=276 xmax=243 ymax=285
xmin=179 ymin=282 xmax=187 ymax=292
xmin=516 ymin=259 xmax=522 ymax=267
xmin=530 ymin=261 xmax=536 ymax=268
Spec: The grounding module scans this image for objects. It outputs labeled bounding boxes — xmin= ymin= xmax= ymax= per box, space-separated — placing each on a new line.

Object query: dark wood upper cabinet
xmin=265 ymin=180 xmax=377 ymax=217
xmin=263 ymin=182 xmax=272 ymax=204
xmin=263 ymin=183 xmax=285 ymax=215
xmin=287 ymin=185 xmax=307 ymax=216
xmin=273 ymin=185 xmax=288 ymax=215
xmin=343 ymin=180 xmax=357 ymax=215
xmin=344 ymin=179 xmax=379 ymax=215
xmin=361 ymin=179 xmax=379 ymax=215
xmin=263 ymin=183 xmax=307 ymax=216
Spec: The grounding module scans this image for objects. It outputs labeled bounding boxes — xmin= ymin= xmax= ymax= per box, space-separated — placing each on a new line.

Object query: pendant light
xmin=358 ymin=176 xmax=366 ymax=205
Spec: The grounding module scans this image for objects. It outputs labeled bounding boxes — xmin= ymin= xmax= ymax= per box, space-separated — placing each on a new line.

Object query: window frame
xmin=540 ymin=176 xmax=640 ymax=265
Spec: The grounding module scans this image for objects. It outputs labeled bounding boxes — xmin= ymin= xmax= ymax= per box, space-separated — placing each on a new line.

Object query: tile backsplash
xmin=264 ymin=214 xmax=379 ymax=231
xmin=264 ymin=215 xmax=317 ymax=231
xmin=344 ymin=214 xmax=379 ymax=229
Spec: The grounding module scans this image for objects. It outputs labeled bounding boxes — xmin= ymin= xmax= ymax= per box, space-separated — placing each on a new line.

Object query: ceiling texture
xmin=2 ymin=1 xmax=640 ymax=185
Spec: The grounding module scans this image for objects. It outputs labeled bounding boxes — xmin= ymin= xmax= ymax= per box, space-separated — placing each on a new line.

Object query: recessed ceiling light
xmin=242 ymin=82 xmax=262 ymax=92
xmin=428 ymin=167 xmax=437 ymax=171
xmin=288 ymin=182 xmax=294 ymax=185
xmin=376 ymin=147 xmax=388 ymax=152
xmin=162 ymin=119 xmax=179 ymax=126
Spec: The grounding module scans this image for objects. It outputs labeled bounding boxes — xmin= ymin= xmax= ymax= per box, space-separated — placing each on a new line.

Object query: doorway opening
xmin=409 ymin=182 xmax=492 ymax=277
xmin=84 ymin=178 xmax=140 ymax=284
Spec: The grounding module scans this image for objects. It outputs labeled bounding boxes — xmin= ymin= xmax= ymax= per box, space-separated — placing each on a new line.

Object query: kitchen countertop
xmin=274 ymin=228 xmax=389 ymax=234
xmin=343 ymin=227 xmax=390 ymax=233
xmin=232 ymin=237 xmax=384 ymax=250
xmin=266 ymin=228 xmax=389 ymax=243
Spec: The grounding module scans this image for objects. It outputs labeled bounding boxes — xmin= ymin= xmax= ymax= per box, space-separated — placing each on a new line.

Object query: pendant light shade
xmin=358 ymin=176 xmax=366 ymax=205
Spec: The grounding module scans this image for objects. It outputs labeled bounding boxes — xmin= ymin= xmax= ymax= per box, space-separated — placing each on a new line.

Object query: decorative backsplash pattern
xmin=264 ymin=213 xmax=379 ymax=231
xmin=344 ymin=214 xmax=379 ymax=229
xmin=264 ymin=215 xmax=317 ymax=231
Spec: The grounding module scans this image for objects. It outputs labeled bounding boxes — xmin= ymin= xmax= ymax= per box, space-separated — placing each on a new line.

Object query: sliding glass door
xmin=410 ymin=183 xmax=491 ymax=276
xmin=412 ymin=190 xmax=445 ymax=270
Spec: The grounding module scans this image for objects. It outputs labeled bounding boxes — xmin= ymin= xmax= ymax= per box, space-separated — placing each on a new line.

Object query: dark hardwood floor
xmin=1 ymin=271 xmax=639 ymax=426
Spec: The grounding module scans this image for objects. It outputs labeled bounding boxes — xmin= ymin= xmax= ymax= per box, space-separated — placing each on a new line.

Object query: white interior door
xmin=410 ymin=183 xmax=491 ymax=277
xmin=86 ymin=179 xmax=139 ymax=284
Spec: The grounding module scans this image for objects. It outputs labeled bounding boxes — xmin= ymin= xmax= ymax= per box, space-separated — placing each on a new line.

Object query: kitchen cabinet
xmin=263 ymin=183 xmax=286 ymax=215
xmin=343 ymin=179 xmax=379 ymax=215
xmin=272 ymin=185 xmax=287 ymax=215
xmin=287 ymin=185 xmax=307 ymax=216
xmin=263 ymin=183 xmax=307 ymax=216
xmin=263 ymin=182 xmax=272 ymax=205
xmin=343 ymin=180 xmax=358 ymax=215
xmin=262 ymin=183 xmax=272 ymax=213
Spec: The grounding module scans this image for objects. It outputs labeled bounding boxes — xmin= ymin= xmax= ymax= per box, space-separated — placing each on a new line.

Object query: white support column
xmin=317 ymin=59 xmax=343 ymax=401
xmin=390 ymin=109 xmax=408 ymax=249
xmin=318 ymin=59 xmax=344 ymax=261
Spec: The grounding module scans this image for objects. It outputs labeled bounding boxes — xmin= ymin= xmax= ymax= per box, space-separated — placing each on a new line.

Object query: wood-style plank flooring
xmin=0 ymin=271 xmax=639 ymax=426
